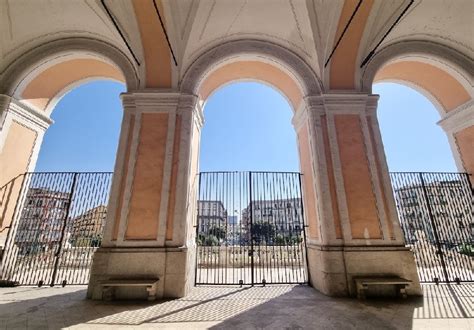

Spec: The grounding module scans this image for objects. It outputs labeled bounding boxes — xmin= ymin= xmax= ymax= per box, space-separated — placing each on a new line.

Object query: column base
xmin=87 ymin=246 xmax=195 ymax=300
xmin=307 ymin=244 xmax=422 ymax=297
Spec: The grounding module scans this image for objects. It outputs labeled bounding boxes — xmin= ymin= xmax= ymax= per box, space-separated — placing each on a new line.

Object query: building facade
xmin=241 ymin=198 xmax=304 ymax=237
xmin=196 ymin=200 xmax=228 ymax=233
xmin=14 ymin=188 xmax=70 ymax=255
xmin=70 ymin=205 xmax=107 ymax=247
xmin=394 ymin=179 xmax=473 ymax=244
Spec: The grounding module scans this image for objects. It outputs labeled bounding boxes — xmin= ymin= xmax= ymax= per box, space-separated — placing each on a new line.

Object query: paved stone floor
xmin=0 ymin=284 xmax=472 ymax=329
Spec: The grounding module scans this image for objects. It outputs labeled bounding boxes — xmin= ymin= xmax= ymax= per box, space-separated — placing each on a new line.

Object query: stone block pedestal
xmin=87 ymin=246 xmax=195 ymax=300
xmin=307 ymin=244 xmax=422 ymax=297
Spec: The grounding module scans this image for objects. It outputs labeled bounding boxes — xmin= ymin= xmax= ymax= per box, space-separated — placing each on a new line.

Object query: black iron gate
xmin=195 ymin=172 xmax=308 ymax=285
xmin=390 ymin=172 xmax=473 ymax=283
xmin=1 ymin=172 xmax=112 ymax=286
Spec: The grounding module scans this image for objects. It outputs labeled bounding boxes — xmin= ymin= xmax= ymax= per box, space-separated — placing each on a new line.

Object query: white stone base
xmin=307 ymin=244 xmax=422 ymax=297
xmin=87 ymin=246 xmax=195 ymax=300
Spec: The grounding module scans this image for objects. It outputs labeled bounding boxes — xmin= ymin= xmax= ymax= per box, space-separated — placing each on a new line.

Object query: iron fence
xmin=195 ymin=172 xmax=309 ymax=285
xmin=390 ymin=172 xmax=473 ymax=283
xmin=1 ymin=172 xmax=113 ymax=286
xmin=1 ymin=171 xmax=472 ymax=287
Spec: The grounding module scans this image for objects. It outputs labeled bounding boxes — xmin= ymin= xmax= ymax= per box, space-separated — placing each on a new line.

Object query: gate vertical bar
xmin=298 ymin=173 xmax=309 ymax=284
xmin=49 ymin=172 xmax=78 ymax=287
xmin=249 ymin=171 xmax=254 ymax=286
xmin=194 ymin=172 xmax=202 ymax=285
xmin=419 ymin=172 xmax=449 ymax=283
xmin=0 ymin=173 xmax=28 ymax=281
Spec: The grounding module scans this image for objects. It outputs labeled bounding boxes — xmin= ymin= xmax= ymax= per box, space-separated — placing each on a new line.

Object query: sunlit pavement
xmin=0 ymin=284 xmax=472 ymax=329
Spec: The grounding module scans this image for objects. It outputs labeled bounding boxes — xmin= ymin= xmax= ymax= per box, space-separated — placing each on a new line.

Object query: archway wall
xmin=0 ymin=38 xmax=138 ymax=247
xmin=0 ymin=38 xmax=138 ymax=186
xmin=362 ymin=40 xmax=474 ymax=178
xmin=180 ymin=39 xmax=324 ymax=245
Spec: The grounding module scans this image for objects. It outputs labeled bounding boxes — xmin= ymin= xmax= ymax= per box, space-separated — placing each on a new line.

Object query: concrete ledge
xmin=307 ymin=244 xmax=422 ymax=297
xmin=87 ymin=246 xmax=195 ymax=300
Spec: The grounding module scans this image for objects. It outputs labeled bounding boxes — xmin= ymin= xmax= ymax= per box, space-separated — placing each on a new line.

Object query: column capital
xmin=293 ymin=94 xmax=379 ymax=131
xmin=300 ymin=94 xmax=379 ymax=115
xmin=120 ymin=90 xmax=182 ymax=113
xmin=0 ymin=94 xmax=52 ymax=131
xmin=120 ymin=90 xmax=203 ymax=128
xmin=437 ymin=99 xmax=474 ymax=133
xmin=320 ymin=93 xmax=379 ymax=116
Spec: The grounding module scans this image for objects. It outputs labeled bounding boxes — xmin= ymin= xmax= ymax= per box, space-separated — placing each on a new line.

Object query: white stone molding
xmin=360 ymin=40 xmax=474 ymax=94
xmin=0 ymin=37 xmax=140 ymax=96
xmin=437 ymin=99 xmax=474 ymax=172
xmin=101 ymin=108 xmax=134 ymax=247
xmin=324 ymin=111 xmax=353 ymax=242
xmin=303 ymin=97 xmax=339 ymax=244
xmin=365 ymin=110 xmax=405 ymax=243
xmin=322 ymin=93 xmax=380 ymax=115
xmin=116 ymin=108 xmax=142 ymax=246
xmin=358 ymin=109 xmax=390 ymax=241
xmin=0 ymin=95 xmax=51 ymax=161
xmin=169 ymin=93 xmax=200 ymax=247
xmin=437 ymin=99 xmax=474 ymax=134
xmin=0 ymin=95 xmax=51 ymax=130
xmin=180 ymin=39 xmax=323 ymax=98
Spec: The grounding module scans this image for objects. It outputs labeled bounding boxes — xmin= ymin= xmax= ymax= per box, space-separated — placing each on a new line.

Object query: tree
xmin=251 ymin=221 xmax=276 ymax=244
xmin=209 ymin=226 xmax=226 ymax=240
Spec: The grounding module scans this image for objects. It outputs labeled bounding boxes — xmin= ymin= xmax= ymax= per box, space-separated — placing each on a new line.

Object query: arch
xmin=180 ymin=39 xmax=322 ymax=110
xmin=200 ymin=61 xmax=301 ymax=111
xmin=361 ymin=41 xmax=474 ymax=113
xmin=19 ymin=58 xmax=126 ymax=115
xmin=363 ymin=41 xmax=474 ymax=175
xmin=0 ymin=37 xmax=140 ymax=106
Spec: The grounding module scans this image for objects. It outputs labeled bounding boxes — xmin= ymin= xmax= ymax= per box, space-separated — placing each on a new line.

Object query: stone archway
xmin=0 ymin=37 xmax=139 ymax=247
xmin=361 ymin=40 xmax=474 ymax=180
xmin=88 ymin=39 xmax=423 ymax=300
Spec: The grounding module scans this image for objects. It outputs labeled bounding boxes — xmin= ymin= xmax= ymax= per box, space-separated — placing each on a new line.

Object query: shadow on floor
xmin=0 ymin=283 xmax=471 ymax=329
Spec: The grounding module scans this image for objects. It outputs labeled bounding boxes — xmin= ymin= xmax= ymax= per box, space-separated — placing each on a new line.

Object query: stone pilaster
xmin=437 ymin=100 xmax=474 ymax=183
xmin=88 ymin=91 xmax=202 ymax=300
xmin=296 ymin=94 xmax=421 ymax=297
xmin=0 ymin=95 xmax=51 ymax=247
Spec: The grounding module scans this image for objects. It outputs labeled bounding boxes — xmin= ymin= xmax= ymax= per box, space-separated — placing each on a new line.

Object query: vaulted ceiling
xmin=1 ymin=0 xmax=472 ymax=95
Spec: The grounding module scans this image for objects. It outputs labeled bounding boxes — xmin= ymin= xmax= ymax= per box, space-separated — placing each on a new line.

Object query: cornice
xmin=437 ymin=99 xmax=474 ymax=133
xmin=121 ymin=90 xmax=182 ymax=113
xmin=0 ymin=94 xmax=52 ymax=130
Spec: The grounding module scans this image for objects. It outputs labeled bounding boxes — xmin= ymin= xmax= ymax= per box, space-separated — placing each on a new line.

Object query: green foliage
xmin=208 ymin=226 xmax=226 ymax=240
xmin=197 ymin=233 xmax=220 ymax=246
xmin=252 ymin=221 xmax=276 ymax=244
xmin=70 ymin=234 xmax=102 ymax=247
xmin=274 ymin=233 xmax=303 ymax=246
xmin=459 ymin=243 xmax=473 ymax=256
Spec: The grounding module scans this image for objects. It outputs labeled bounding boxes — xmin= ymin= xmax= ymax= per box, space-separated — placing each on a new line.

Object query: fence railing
xmin=0 ymin=172 xmax=112 ymax=286
xmin=390 ymin=172 xmax=473 ymax=283
xmin=0 ymin=171 xmax=472 ymax=286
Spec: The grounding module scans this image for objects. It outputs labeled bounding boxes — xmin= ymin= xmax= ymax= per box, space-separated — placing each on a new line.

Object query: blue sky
xmin=34 ymin=81 xmax=125 ymax=172
xmin=35 ymin=80 xmax=457 ymax=173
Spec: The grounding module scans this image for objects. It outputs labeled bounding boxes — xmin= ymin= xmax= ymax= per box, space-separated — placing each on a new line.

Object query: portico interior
xmin=0 ymin=0 xmax=472 ymax=299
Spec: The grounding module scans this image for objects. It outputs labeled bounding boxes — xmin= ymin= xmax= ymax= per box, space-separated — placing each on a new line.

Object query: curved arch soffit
xmin=1 ymin=37 xmax=140 ymax=98
xmin=204 ymin=78 xmax=295 ymax=113
xmin=41 ymin=76 xmax=125 ymax=116
xmin=373 ymin=79 xmax=446 ymax=116
xmin=180 ymin=39 xmax=323 ymax=107
xmin=361 ymin=40 xmax=474 ymax=95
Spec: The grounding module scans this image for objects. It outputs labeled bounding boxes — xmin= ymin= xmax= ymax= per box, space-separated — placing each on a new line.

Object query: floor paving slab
xmin=0 ymin=284 xmax=472 ymax=329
